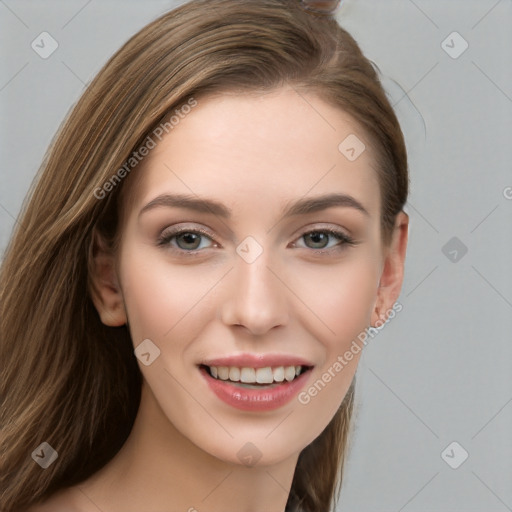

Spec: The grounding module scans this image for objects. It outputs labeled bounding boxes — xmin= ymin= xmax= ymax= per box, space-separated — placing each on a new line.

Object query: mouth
xmin=199 ymin=364 xmax=313 ymax=389
xmin=198 ymin=361 xmax=314 ymax=411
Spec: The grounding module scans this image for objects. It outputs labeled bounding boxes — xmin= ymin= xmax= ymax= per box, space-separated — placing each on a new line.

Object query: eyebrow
xmin=138 ymin=192 xmax=370 ymax=219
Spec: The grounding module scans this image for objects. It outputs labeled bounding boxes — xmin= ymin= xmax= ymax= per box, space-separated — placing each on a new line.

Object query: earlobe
xmin=89 ymin=229 xmax=127 ymax=327
xmin=370 ymin=211 xmax=409 ymax=327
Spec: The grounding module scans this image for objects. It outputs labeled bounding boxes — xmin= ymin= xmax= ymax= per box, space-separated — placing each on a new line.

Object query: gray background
xmin=1 ymin=1 xmax=511 ymax=511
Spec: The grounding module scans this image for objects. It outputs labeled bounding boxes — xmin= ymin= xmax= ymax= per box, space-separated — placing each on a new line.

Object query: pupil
xmin=306 ymin=232 xmax=328 ymax=248
xmin=178 ymin=232 xmax=200 ymax=250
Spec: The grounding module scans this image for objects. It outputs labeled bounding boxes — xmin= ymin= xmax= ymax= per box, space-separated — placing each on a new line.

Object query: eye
xmin=294 ymin=228 xmax=356 ymax=252
xmin=156 ymin=225 xmax=357 ymax=255
xmin=157 ymin=227 xmax=216 ymax=252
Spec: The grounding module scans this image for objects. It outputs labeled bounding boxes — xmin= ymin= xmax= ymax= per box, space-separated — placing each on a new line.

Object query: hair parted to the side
xmin=0 ymin=1 xmax=408 ymax=511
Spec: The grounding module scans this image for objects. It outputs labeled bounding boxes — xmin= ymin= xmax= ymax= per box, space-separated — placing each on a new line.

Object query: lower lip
xmin=199 ymin=366 xmax=312 ymax=412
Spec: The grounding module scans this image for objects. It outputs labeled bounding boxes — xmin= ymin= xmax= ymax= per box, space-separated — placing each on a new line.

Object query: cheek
xmin=119 ymin=248 xmax=223 ymax=346
xmin=290 ymin=252 xmax=380 ymax=353
xmin=313 ymin=268 xmax=375 ymax=334
xmin=264 ymin=254 xmax=379 ymax=448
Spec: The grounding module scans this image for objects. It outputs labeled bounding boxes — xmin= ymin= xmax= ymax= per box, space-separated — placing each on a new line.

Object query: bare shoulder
xmin=24 ymin=486 xmax=89 ymax=512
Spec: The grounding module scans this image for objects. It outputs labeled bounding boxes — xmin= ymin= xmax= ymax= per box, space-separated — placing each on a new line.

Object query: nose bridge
xmin=220 ymin=238 xmax=289 ymax=334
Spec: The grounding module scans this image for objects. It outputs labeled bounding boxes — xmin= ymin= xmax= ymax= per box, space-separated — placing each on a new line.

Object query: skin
xmin=29 ymin=86 xmax=408 ymax=512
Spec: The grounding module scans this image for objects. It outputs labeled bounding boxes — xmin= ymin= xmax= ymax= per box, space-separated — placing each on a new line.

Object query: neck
xmin=78 ymin=381 xmax=299 ymax=512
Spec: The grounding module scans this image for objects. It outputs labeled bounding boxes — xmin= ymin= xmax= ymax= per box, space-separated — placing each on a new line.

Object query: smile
xmin=199 ymin=360 xmax=313 ymax=411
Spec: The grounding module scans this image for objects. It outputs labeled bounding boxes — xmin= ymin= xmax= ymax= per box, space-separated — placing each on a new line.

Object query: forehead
xmin=120 ymin=87 xmax=381 ymax=223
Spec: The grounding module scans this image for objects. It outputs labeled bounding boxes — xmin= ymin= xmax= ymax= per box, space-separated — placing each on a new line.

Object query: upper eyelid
xmin=160 ymin=225 xmax=215 ymax=238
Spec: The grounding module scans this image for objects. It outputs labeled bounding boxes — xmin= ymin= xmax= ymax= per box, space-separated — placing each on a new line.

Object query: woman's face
xmin=111 ymin=86 xmax=402 ymax=467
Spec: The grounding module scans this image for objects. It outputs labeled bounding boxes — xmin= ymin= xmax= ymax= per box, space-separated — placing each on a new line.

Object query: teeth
xmin=240 ymin=367 xmax=256 ymax=383
xmin=273 ymin=366 xmax=285 ymax=382
xmin=229 ymin=367 xmax=241 ymax=382
xmin=217 ymin=366 xmax=229 ymax=380
xmin=256 ymin=367 xmax=273 ymax=384
xmin=284 ymin=366 xmax=296 ymax=382
xmin=207 ymin=364 xmax=306 ymax=384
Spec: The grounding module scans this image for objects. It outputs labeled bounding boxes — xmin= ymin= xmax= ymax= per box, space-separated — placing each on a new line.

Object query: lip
xmin=199 ymin=364 xmax=313 ymax=412
xmin=201 ymin=353 xmax=314 ymax=369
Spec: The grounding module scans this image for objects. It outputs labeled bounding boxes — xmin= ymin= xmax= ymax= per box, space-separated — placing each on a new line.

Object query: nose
xmin=219 ymin=248 xmax=289 ymax=336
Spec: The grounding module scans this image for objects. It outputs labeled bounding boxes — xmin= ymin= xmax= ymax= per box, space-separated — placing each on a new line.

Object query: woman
xmin=0 ymin=0 xmax=409 ymax=510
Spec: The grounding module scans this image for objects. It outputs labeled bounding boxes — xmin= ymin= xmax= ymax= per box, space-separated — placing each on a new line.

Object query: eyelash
xmin=156 ymin=226 xmax=357 ymax=256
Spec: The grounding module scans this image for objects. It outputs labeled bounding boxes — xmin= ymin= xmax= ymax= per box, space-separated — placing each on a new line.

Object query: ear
xmin=89 ymin=229 xmax=127 ymax=327
xmin=370 ymin=211 xmax=409 ymax=327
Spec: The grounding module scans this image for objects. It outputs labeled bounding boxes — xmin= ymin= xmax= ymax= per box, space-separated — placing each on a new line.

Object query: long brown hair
xmin=0 ymin=1 xmax=408 ymax=510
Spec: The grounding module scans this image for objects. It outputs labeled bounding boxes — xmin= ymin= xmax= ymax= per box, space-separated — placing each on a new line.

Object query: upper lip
xmin=200 ymin=353 xmax=314 ymax=369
